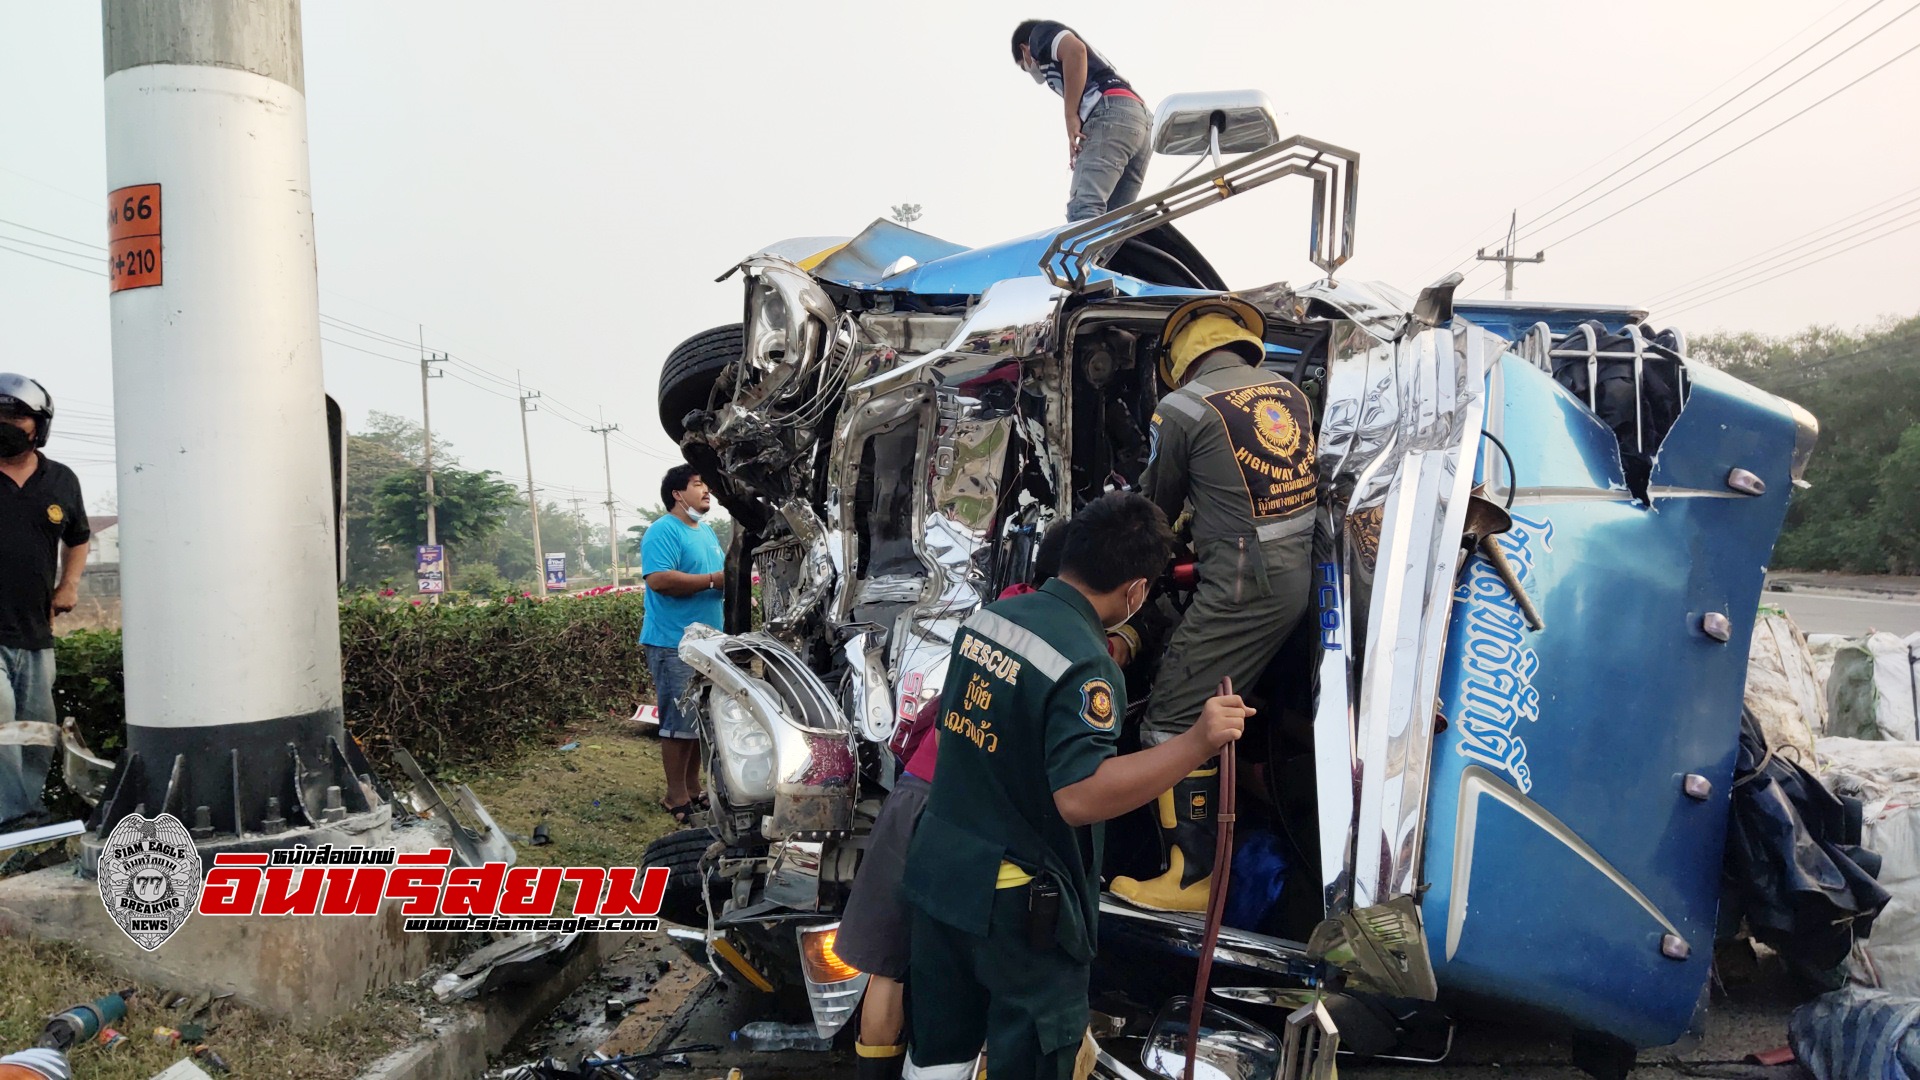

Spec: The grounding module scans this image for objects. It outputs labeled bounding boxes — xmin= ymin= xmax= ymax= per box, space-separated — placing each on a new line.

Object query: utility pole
xmin=591 ymin=420 xmax=621 ymax=586
xmin=1475 ymin=210 xmax=1545 ymax=300
xmin=567 ymin=496 xmax=589 ymax=571
xmin=97 ymin=0 xmax=387 ymax=857
xmin=418 ymin=327 xmax=445 ymax=592
xmin=518 ymin=373 xmax=544 ymax=587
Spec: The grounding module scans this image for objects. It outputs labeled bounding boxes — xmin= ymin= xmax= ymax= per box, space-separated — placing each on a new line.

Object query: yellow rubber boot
xmin=1110 ymin=766 xmax=1218 ymax=913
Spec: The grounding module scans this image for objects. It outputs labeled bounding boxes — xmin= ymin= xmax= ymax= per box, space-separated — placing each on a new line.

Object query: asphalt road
xmin=1771 ymin=588 xmax=1920 ymax=636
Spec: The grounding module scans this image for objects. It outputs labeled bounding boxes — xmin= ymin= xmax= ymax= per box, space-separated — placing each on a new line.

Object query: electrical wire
xmin=1660 ymin=215 xmax=1920 ymax=318
xmin=0 ymin=240 xmax=105 ymax=277
xmin=1644 ymin=184 xmax=1920 ymax=305
xmin=1513 ymin=0 xmax=1913 ymax=246
xmin=1473 ymin=31 xmax=1920 ymax=289
xmin=1654 ymin=203 xmax=1920 ymax=312
xmin=1419 ymin=0 xmax=1867 ymax=279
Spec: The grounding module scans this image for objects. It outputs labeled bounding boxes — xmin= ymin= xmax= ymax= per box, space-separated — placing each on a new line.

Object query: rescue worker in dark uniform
xmin=899 ymin=492 xmax=1253 ymax=1080
xmin=1111 ymin=296 xmax=1317 ymax=913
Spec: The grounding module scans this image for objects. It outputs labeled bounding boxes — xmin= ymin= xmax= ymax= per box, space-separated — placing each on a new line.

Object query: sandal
xmin=661 ymin=800 xmax=695 ymax=826
xmin=691 ymin=793 xmax=711 ymax=813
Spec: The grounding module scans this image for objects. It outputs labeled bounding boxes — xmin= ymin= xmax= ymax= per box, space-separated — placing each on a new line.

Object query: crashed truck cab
xmin=651 ymin=90 xmax=1819 ymax=1071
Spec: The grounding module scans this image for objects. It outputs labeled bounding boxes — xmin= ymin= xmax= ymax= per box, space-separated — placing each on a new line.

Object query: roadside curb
xmin=355 ymin=931 xmax=641 ymax=1080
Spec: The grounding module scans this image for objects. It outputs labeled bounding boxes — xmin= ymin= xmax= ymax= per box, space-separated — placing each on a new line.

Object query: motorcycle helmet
xmin=0 ymin=373 xmax=53 ymax=448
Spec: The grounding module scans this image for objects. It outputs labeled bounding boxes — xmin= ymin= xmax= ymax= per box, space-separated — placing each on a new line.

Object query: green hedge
xmin=52 ymin=592 xmax=652 ymax=774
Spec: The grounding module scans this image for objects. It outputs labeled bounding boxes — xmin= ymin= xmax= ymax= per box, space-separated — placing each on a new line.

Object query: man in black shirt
xmin=0 ymin=374 xmax=90 ymax=828
xmin=1012 ymin=20 xmax=1154 ymax=222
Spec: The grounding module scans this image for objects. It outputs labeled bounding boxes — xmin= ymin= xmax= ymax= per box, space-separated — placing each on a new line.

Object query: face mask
xmin=0 ymin=424 xmax=32 ymax=458
xmin=1105 ymin=579 xmax=1144 ymax=633
xmin=685 ymin=506 xmax=707 ymax=523
xmin=1028 ymin=64 xmax=1047 ymax=86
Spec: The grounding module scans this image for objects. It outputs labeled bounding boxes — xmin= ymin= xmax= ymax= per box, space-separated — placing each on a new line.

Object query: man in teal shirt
xmin=899 ymin=492 xmax=1252 ymax=1080
xmin=641 ymin=465 xmax=726 ymax=823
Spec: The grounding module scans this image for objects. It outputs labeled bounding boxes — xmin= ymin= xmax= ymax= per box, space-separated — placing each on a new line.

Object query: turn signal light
xmin=799 ymin=924 xmax=862 ymax=984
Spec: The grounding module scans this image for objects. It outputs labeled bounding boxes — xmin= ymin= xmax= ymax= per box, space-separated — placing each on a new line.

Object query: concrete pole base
xmin=0 ymin=821 xmax=460 ymax=1025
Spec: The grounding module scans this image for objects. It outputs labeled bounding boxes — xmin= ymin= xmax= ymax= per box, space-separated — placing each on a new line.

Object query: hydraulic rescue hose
xmin=1183 ymin=677 xmax=1239 ymax=1080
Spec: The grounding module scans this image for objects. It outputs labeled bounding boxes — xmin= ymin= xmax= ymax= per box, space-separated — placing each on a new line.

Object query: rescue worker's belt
xmin=1256 ymin=514 xmax=1316 ymax=543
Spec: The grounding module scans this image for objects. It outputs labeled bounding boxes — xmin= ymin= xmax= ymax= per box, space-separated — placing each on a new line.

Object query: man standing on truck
xmin=898 ymin=492 xmax=1252 ymax=1080
xmin=1111 ymin=296 xmax=1317 ymax=913
xmin=640 ymin=465 xmax=726 ymax=825
xmin=0 ymin=374 xmax=90 ymax=830
xmin=1011 ymin=20 xmax=1154 ymax=222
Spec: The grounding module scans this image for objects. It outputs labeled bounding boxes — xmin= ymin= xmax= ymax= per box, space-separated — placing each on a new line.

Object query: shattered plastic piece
xmin=559 ymin=743 xmax=580 ymax=752
xmin=531 ymin=824 xmax=552 ymax=847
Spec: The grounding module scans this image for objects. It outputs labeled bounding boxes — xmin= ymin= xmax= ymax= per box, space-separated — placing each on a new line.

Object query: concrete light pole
xmin=518 ymin=379 xmax=544 ymax=587
xmin=94 ymin=0 xmax=386 ymax=862
xmin=591 ymin=421 xmax=620 ymax=586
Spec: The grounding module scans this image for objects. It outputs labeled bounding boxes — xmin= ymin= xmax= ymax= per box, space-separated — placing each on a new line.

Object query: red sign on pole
xmin=108 ymin=184 xmax=162 ymax=292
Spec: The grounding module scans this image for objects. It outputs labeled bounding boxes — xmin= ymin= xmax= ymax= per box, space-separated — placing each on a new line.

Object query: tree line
xmin=344 ymin=412 xmax=634 ymax=594
xmin=1691 ymin=310 xmax=1920 ymax=575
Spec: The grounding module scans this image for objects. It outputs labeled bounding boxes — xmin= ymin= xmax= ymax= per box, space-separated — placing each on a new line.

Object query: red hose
xmin=1183 ymin=677 xmax=1238 ymax=1080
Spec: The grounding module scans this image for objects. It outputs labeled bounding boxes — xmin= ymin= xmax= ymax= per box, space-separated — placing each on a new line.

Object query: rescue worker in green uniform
xmin=1110 ymin=295 xmax=1317 ymax=913
xmin=899 ymin=493 xmax=1254 ymax=1080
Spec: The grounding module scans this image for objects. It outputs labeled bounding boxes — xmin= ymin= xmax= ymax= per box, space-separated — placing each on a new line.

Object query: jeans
xmin=0 ymin=647 xmax=57 ymax=824
xmin=1067 ymin=95 xmax=1153 ymax=223
xmin=645 ymin=645 xmax=700 ymax=742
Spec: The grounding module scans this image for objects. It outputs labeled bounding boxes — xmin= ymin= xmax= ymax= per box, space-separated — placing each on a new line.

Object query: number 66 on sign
xmin=108 ymin=183 xmax=162 ymax=292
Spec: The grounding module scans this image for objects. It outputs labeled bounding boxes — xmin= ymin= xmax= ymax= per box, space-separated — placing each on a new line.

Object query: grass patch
xmin=443 ymin=716 xmax=681 ymax=869
xmin=0 ymin=939 xmax=419 ymax=1080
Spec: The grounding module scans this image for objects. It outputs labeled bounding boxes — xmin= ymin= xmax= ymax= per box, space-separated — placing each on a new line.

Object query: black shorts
xmin=835 ymin=773 xmax=931 ymax=980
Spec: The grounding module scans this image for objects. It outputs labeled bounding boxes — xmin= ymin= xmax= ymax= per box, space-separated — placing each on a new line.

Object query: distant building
xmin=87 ymin=515 xmax=120 ymax=564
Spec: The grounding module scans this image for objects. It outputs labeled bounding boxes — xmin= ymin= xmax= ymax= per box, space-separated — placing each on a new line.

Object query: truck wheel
xmin=643 ymin=826 xmax=731 ymax=927
xmin=659 ymin=325 xmax=744 ymax=444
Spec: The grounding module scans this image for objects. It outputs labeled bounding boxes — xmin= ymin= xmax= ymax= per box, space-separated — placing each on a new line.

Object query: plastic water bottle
xmin=730 ymin=1021 xmax=832 ymax=1052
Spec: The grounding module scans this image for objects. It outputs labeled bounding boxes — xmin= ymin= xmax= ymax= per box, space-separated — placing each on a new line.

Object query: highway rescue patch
xmin=1080 ymin=678 xmax=1117 ymax=731
xmin=1204 ymin=381 xmax=1316 ymax=520
xmin=46 ymin=503 xmax=63 ymax=525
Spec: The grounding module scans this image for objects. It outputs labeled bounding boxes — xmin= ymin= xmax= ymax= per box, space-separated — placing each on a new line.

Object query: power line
xmin=1661 ymin=214 xmax=1920 ymax=318
xmin=1465 ymin=33 xmax=1920 ymax=298
xmin=1653 ymin=203 xmax=1920 ymax=311
xmin=1505 ymin=29 xmax=1920 ymax=259
xmin=0 ymin=240 xmax=105 ymax=277
xmin=0 ymin=229 xmax=106 ymax=261
xmin=1514 ymin=0 xmax=1909 ymax=244
xmin=1423 ymin=0 xmax=1873 ymax=279
xmin=1644 ymin=184 xmax=1920 ymax=305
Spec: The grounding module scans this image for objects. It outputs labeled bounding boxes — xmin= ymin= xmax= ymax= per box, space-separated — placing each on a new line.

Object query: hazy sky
xmin=5 ymin=0 xmax=1918 ymax=516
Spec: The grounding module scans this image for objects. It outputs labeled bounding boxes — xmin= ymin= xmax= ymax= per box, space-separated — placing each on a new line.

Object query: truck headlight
xmin=714 ymin=694 xmax=775 ymax=802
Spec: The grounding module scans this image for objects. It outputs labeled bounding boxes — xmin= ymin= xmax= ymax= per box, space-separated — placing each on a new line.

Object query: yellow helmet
xmin=1159 ymin=295 xmax=1266 ymax=386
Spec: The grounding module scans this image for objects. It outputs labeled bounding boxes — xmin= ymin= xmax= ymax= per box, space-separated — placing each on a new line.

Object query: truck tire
xmin=659 ymin=325 xmax=743 ymax=444
xmin=643 ymin=826 xmax=737 ymax=927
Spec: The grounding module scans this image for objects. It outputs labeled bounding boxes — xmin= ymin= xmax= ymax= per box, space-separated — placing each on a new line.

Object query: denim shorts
xmin=645 ymin=645 xmax=700 ymax=741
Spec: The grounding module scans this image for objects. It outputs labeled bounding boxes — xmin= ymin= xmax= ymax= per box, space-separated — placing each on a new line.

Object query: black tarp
xmin=1721 ymin=709 xmax=1891 ymax=980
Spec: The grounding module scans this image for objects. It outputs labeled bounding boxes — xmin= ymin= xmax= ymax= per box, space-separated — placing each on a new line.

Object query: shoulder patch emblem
xmin=46 ymin=504 xmax=64 ymax=525
xmin=1079 ymin=678 xmax=1117 ymax=731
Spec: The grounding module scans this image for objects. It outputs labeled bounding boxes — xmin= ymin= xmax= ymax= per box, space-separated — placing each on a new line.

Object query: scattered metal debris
xmin=433 ymin=933 xmax=586 ymax=1002
xmin=393 ymin=748 xmax=517 ymax=867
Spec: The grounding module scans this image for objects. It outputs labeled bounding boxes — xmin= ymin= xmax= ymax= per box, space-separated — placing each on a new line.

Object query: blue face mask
xmin=685 ymin=506 xmax=707 ymax=523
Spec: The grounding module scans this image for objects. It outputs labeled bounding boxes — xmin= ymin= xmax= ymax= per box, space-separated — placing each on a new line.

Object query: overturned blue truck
xmin=645 ymin=90 xmax=1824 ymax=1079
